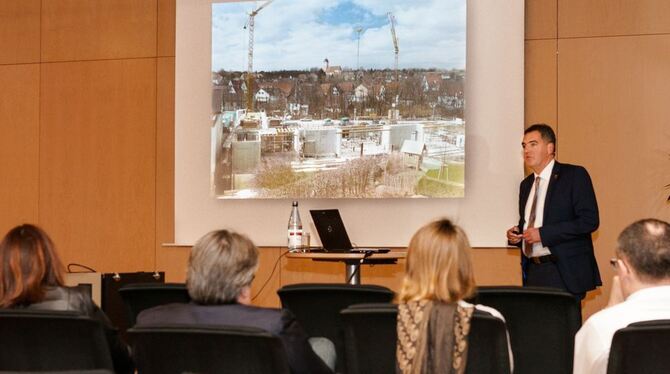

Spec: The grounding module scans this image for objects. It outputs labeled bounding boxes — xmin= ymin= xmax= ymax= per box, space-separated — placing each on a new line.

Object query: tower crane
xmin=387 ymin=12 xmax=399 ymax=81
xmin=244 ymin=0 xmax=275 ymax=111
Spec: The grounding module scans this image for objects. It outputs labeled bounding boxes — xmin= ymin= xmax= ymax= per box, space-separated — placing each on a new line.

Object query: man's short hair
xmin=616 ymin=219 xmax=670 ymax=281
xmin=186 ymin=229 xmax=259 ymax=304
xmin=524 ymin=123 xmax=557 ymax=149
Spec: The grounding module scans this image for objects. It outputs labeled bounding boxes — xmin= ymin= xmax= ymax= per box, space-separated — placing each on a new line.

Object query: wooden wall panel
xmin=39 ymin=59 xmax=157 ymax=272
xmin=280 ymin=258 xmax=404 ymax=305
xmin=0 ymin=65 xmax=40 ymax=235
xmin=157 ymin=0 xmax=176 ymax=57
xmin=156 ymin=57 xmax=175 ymax=261
xmin=472 ymin=248 xmax=522 ymax=286
xmin=559 ymin=0 xmax=670 ymax=38
xmin=0 ymin=1 xmax=40 ymax=64
xmin=251 ymin=248 xmax=283 ymax=307
xmin=525 ymin=39 xmax=557 ymax=127
xmin=281 ymin=257 xmax=352 ymax=286
xmin=41 ymin=0 xmax=157 ymax=62
xmin=157 ymin=245 xmax=189 ymax=283
xmin=525 ymin=0 xmax=557 ymax=40
xmin=558 ymin=35 xmax=670 ymax=316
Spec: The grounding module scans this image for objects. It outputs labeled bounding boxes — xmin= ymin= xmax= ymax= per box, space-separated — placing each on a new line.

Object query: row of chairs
xmin=1 ymin=284 xmax=669 ymax=373
xmin=97 ymin=283 xmax=670 ymax=374
xmin=0 ymin=304 xmax=507 ymax=374
xmin=73 ymin=283 xmax=638 ymax=374
xmin=277 ymin=284 xmax=580 ymax=374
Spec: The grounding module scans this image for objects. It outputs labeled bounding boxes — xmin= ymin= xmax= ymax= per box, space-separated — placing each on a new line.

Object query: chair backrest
xmin=0 ymin=309 xmax=114 ymax=372
xmin=128 ymin=324 xmax=291 ymax=374
xmin=466 ymin=311 xmax=513 ymax=374
xmin=606 ymin=319 xmax=670 ymax=374
xmin=118 ymin=283 xmax=190 ymax=326
xmin=277 ymin=283 xmax=394 ymax=373
xmin=471 ymin=286 xmax=581 ymax=374
xmin=340 ymin=303 xmax=512 ymax=374
xmin=340 ymin=303 xmax=398 ymax=374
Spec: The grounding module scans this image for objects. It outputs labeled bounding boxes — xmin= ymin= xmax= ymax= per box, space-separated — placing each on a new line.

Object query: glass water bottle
xmin=287 ymin=201 xmax=303 ymax=250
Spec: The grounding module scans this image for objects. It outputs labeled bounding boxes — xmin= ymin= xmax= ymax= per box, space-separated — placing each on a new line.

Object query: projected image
xmin=211 ymin=0 xmax=465 ymax=198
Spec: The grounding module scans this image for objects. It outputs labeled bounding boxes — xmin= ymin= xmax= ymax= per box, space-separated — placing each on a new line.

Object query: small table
xmin=286 ymin=250 xmax=406 ymax=285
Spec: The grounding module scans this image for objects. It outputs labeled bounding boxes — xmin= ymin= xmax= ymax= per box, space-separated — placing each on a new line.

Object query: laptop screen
xmin=310 ymin=209 xmax=354 ymax=251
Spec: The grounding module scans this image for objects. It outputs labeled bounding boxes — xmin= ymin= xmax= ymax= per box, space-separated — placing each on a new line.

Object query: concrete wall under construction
xmin=388 ymin=123 xmax=423 ymax=151
xmin=231 ymin=140 xmax=261 ymax=173
xmin=302 ymin=128 xmax=340 ymax=157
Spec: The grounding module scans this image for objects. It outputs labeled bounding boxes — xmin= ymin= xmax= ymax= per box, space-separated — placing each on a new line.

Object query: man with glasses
xmin=573 ymin=218 xmax=670 ymax=374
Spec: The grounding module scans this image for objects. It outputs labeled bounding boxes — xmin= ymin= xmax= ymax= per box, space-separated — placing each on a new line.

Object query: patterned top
xmin=397 ymin=300 xmax=473 ymax=374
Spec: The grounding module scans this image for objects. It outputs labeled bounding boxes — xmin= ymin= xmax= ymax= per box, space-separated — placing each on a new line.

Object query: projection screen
xmin=174 ymin=0 xmax=524 ymax=247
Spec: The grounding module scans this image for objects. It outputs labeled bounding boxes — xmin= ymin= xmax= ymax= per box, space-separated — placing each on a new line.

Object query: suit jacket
xmin=136 ymin=302 xmax=333 ymax=374
xmin=516 ymin=161 xmax=602 ymax=294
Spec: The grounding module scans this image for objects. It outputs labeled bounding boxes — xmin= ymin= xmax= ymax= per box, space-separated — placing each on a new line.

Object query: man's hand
xmin=607 ymin=275 xmax=625 ymax=307
xmin=522 ymin=227 xmax=542 ymax=244
xmin=506 ymin=226 xmax=522 ymax=244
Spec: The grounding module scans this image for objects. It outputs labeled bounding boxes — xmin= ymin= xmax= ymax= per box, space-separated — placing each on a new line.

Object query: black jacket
xmin=516 ymin=161 xmax=602 ymax=294
xmin=136 ymin=302 xmax=333 ymax=374
xmin=20 ymin=286 xmax=134 ymax=374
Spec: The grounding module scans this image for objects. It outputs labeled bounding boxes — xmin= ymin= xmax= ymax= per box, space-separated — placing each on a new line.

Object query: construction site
xmin=211 ymin=1 xmax=465 ymax=199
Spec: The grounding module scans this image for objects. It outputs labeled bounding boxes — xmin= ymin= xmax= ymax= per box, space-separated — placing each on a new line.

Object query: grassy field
xmin=425 ymin=163 xmax=464 ymax=184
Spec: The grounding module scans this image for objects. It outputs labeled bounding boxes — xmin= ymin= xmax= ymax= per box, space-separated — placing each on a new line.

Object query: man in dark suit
xmin=506 ymin=124 xmax=601 ymax=299
xmin=136 ymin=230 xmax=334 ymax=374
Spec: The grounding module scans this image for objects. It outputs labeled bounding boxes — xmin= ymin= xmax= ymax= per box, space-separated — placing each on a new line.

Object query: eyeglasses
xmin=609 ymin=258 xmax=620 ymax=270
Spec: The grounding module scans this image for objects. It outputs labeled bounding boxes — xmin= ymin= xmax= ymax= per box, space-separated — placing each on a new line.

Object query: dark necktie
xmin=524 ymin=176 xmax=541 ymax=257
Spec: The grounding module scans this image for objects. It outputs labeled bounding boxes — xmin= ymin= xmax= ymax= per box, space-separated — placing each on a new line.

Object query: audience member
xmin=397 ymin=219 xmax=512 ymax=374
xmin=136 ymin=229 xmax=333 ymax=374
xmin=574 ymin=218 xmax=670 ymax=374
xmin=0 ymin=224 xmax=133 ymax=374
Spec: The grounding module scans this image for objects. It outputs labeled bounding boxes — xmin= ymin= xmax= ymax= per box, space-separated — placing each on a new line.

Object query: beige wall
xmin=1 ymin=1 xmax=668 ymax=316
xmin=0 ymin=0 xmax=175 ymax=272
xmin=526 ymin=0 xmax=670 ymax=317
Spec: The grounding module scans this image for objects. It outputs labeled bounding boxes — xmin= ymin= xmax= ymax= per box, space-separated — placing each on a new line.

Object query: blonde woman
xmin=397 ymin=219 xmax=511 ymax=374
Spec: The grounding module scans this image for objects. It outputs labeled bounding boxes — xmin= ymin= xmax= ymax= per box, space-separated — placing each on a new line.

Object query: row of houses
xmin=212 ymin=68 xmax=465 ymax=117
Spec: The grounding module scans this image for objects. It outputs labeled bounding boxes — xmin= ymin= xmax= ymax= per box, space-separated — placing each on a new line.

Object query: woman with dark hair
xmin=0 ymin=224 xmax=133 ymax=374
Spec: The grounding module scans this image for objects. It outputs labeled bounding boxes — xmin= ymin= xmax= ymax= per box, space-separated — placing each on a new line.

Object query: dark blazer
xmin=516 ymin=161 xmax=602 ymax=294
xmin=136 ymin=302 xmax=333 ymax=374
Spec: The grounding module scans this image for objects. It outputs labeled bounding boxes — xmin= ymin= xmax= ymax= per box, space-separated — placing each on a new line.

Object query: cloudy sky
xmin=212 ymin=0 xmax=465 ymax=72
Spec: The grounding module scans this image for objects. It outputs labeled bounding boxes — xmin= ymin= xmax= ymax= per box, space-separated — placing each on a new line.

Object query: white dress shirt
xmin=523 ymin=159 xmax=554 ymax=257
xmin=573 ymin=285 xmax=670 ymax=374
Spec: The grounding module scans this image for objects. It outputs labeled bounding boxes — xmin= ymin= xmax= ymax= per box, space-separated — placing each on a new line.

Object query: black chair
xmin=0 ymin=309 xmax=114 ymax=372
xmin=340 ymin=303 xmax=511 ymax=374
xmin=277 ymin=283 xmax=394 ymax=373
xmin=340 ymin=303 xmax=398 ymax=374
xmin=466 ymin=311 xmax=513 ymax=374
xmin=128 ymin=324 xmax=291 ymax=374
xmin=118 ymin=282 xmax=190 ymax=326
xmin=607 ymin=319 xmax=670 ymax=374
xmin=471 ymin=286 xmax=581 ymax=374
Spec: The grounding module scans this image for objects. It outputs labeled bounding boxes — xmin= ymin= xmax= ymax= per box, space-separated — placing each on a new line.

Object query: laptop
xmin=309 ymin=209 xmax=390 ymax=253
